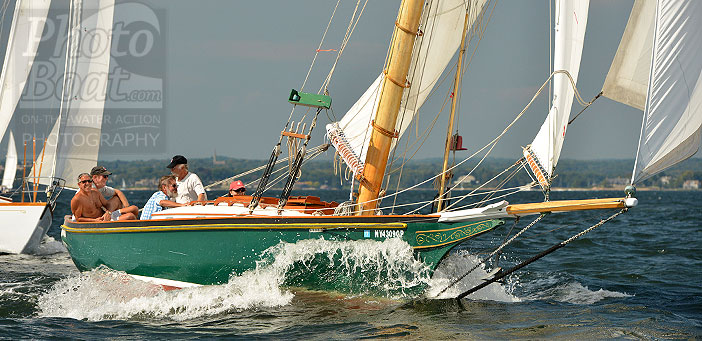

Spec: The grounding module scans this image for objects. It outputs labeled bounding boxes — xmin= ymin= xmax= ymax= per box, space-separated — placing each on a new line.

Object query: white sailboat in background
xmin=1 ymin=131 xmax=17 ymax=194
xmin=0 ymin=0 xmax=113 ymax=254
xmin=0 ymin=0 xmax=55 ymax=254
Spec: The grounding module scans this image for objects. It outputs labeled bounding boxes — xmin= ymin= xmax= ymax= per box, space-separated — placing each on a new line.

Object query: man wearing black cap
xmin=167 ymin=155 xmax=207 ymax=204
xmin=91 ymin=166 xmax=140 ymax=218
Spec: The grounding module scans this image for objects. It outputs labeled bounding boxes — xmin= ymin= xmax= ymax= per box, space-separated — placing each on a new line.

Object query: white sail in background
xmin=0 ymin=0 xmax=51 ymax=145
xmin=631 ymin=0 xmax=702 ymax=183
xmin=2 ymin=131 xmax=18 ymax=189
xmin=526 ymin=0 xmax=589 ymax=187
xmin=602 ymin=0 xmax=655 ymax=111
xmin=32 ymin=0 xmax=115 ymax=187
xmin=327 ymin=0 xmax=487 ymax=176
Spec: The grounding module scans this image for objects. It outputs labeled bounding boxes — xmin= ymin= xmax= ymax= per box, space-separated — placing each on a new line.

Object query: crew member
xmin=70 ymin=173 xmax=136 ymax=222
xmin=167 ymin=155 xmax=207 ymax=204
xmin=90 ymin=166 xmax=139 ymax=218
xmin=141 ymin=175 xmax=184 ymax=220
xmin=225 ymin=180 xmax=246 ymax=197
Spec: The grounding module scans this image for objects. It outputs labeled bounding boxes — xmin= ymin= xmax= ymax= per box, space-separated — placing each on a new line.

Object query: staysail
xmin=326 ymin=0 xmax=487 ymax=176
xmin=525 ymin=0 xmax=590 ymax=189
xmin=629 ymin=0 xmax=702 ymax=183
xmin=0 ymin=0 xmax=51 ymax=145
xmin=31 ymin=0 xmax=115 ymax=188
xmin=2 ymin=131 xmax=18 ymax=189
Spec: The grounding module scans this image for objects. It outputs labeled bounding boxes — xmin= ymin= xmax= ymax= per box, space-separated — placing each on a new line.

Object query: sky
xmin=1 ymin=0 xmax=680 ymax=162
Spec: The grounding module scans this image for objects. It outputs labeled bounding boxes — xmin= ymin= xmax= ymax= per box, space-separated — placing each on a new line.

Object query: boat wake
xmin=38 ymin=265 xmax=294 ymax=321
xmin=258 ymin=238 xmax=433 ymax=298
xmin=425 ymin=250 xmax=520 ymax=302
xmin=524 ymin=280 xmax=632 ymax=304
xmin=37 ymin=238 xmax=434 ymax=320
xmin=29 ymin=236 xmax=67 ymax=256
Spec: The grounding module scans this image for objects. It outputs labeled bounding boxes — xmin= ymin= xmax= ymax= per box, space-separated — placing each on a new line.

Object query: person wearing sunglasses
xmin=141 ymin=175 xmax=185 ymax=220
xmin=90 ymin=166 xmax=139 ymax=219
xmin=70 ymin=173 xmax=137 ymax=222
xmin=224 ymin=180 xmax=246 ymax=197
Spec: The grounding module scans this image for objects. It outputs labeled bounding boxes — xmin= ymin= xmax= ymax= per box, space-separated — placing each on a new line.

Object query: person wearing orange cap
xmin=225 ymin=180 xmax=246 ymax=197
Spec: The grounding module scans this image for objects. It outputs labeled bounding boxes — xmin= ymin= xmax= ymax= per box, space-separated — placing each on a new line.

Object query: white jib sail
xmin=2 ymin=131 xmax=18 ymax=189
xmin=0 ymin=0 xmax=51 ymax=145
xmin=526 ymin=0 xmax=589 ymax=186
xmin=32 ymin=0 xmax=115 ymax=188
xmin=326 ymin=0 xmax=487 ymax=176
xmin=631 ymin=0 xmax=702 ymax=184
xmin=602 ymin=0 xmax=655 ymax=111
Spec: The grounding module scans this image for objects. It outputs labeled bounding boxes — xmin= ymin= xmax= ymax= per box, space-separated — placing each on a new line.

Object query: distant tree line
xmin=89 ymin=156 xmax=702 ymax=191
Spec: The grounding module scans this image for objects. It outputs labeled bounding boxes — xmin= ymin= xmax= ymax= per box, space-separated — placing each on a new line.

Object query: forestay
xmin=630 ymin=0 xmax=702 ymax=183
xmin=32 ymin=0 xmax=115 ymax=188
xmin=525 ymin=0 xmax=589 ymax=186
xmin=0 ymin=0 xmax=51 ymax=145
xmin=326 ymin=0 xmax=487 ymax=176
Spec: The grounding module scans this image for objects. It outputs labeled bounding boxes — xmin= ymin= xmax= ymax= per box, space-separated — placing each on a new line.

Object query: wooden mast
xmin=357 ymin=0 xmax=425 ymax=215
xmin=436 ymin=9 xmax=471 ymax=212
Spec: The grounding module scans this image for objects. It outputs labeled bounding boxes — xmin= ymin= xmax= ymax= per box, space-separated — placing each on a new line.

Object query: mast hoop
xmin=394 ymin=20 xmax=422 ymax=36
xmin=383 ymin=69 xmax=411 ymax=88
xmin=371 ymin=120 xmax=400 ymax=138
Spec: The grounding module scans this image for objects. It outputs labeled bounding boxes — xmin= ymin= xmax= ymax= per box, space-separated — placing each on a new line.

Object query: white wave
xmin=425 ymin=250 xmax=520 ymax=302
xmin=38 ymin=266 xmax=293 ymax=321
xmin=37 ymin=238 xmax=433 ymax=321
xmin=527 ymin=281 xmax=632 ymax=304
xmin=258 ymin=238 xmax=433 ymax=298
xmin=29 ymin=236 xmax=67 ymax=256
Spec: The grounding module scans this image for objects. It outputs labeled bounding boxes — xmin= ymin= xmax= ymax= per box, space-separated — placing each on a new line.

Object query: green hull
xmin=61 ymin=216 xmax=503 ymax=287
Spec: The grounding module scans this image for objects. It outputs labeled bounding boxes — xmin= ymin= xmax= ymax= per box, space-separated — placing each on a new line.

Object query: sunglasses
xmin=231 ymin=188 xmax=245 ymax=193
xmin=79 ymin=179 xmax=93 ymax=184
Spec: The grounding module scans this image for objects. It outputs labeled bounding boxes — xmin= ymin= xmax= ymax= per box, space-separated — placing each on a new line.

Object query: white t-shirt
xmin=176 ymin=172 xmax=207 ymax=204
xmin=97 ymin=185 xmax=116 ymax=200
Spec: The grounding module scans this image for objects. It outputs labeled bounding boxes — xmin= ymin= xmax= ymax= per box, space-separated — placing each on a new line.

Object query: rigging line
xmin=386 ymin=89 xmax=450 ymax=175
xmin=434 ymin=213 xmax=546 ymax=298
xmin=0 ymin=0 xmax=11 ymax=42
xmin=321 ymin=0 xmax=369 ymax=92
xmin=474 ymin=161 xmax=524 ymax=208
xmin=408 ymin=181 xmax=528 ymax=214
xmin=456 ymin=209 xmax=626 ymax=300
xmin=301 ymin=0 xmax=341 ymax=92
xmin=204 ymin=144 xmax=328 ymax=190
xmin=355 ymin=61 xmax=560 ymax=213
xmin=385 ymin=0 xmax=495 ymax=176
xmin=567 ymin=91 xmax=602 ymax=125
xmin=375 ymin=183 xmax=528 ymax=212
xmin=263 ymin=144 xmax=327 ymax=193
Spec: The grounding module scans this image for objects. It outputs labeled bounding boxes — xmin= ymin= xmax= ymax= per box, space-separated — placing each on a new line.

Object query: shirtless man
xmin=70 ymin=173 xmax=136 ymax=222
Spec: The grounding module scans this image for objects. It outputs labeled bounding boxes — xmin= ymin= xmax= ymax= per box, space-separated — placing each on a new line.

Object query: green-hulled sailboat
xmin=61 ymin=0 xmax=702 ymax=293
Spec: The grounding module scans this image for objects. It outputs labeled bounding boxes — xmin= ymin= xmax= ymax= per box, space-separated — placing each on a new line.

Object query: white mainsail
xmin=2 ymin=131 xmax=18 ymax=189
xmin=629 ymin=0 xmax=702 ymax=183
xmin=0 ymin=0 xmax=51 ymax=145
xmin=602 ymin=0 xmax=655 ymax=111
xmin=32 ymin=0 xmax=115 ymax=188
xmin=326 ymin=0 xmax=487 ymax=176
xmin=525 ymin=0 xmax=590 ymax=189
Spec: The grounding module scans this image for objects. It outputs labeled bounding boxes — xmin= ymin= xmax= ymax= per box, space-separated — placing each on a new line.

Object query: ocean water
xmin=1 ymin=189 xmax=700 ymax=339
